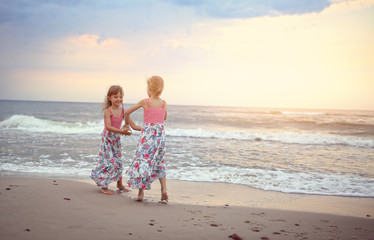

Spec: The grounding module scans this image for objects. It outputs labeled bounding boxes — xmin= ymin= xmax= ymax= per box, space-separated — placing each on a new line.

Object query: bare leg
xmin=136 ymin=189 xmax=144 ymax=202
xmin=117 ymin=180 xmax=130 ymax=192
xmin=159 ymin=177 xmax=168 ymax=202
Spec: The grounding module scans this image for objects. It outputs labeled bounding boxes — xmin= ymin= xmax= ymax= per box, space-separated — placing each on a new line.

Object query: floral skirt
xmin=90 ymin=131 xmax=123 ymax=188
xmin=126 ymin=123 xmax=166 ymax=190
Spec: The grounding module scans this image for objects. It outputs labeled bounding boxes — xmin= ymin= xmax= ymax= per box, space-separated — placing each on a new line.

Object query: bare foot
xmin=161 ymin=189 xmax=168 ymax=202
xmin=100 ymin=188 xmax=114 ymax=195
xmin=136 ymin=189 xmax=144 ymax=202
xmin=117 ymin=181 xmax=130 ymax=192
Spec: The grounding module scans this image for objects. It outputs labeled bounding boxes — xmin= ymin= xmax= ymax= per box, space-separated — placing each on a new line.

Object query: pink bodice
xmin=104 ymin=108 xmax=123 ymax=132
xmin=143 ymin=99 xmax=165 ymax=124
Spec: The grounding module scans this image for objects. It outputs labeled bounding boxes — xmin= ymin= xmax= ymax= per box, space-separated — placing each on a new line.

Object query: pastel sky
xmin=0 ymin=0 xmax=373 ymax=110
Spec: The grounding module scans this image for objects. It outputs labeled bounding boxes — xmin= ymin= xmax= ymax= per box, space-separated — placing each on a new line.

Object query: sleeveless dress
xmin=126 ymin=99 xmax=166 ymax=190
xmin=90 ymin=108 xmax=124 ymax=188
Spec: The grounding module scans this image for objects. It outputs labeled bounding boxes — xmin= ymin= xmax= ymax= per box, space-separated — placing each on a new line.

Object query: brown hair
xmin=102 ymin=85 xmax=124 ymax=111
xmin=147 ymin=75 xmax=164 ymax=97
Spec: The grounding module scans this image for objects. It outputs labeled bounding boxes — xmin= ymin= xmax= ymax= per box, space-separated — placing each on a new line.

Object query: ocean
xmin=0 ymin=100 xmax=373 ymax=197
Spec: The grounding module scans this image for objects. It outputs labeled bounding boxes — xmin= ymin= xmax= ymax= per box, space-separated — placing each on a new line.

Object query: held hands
xmin=121 ymin=124 xmax=132 ymax=136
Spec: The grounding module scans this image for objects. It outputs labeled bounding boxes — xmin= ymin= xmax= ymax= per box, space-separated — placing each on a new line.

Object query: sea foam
xmin=1 ymin=114 xmax=373 ymax=148
xmin=0 ymin=115 xmax=102 ymax=134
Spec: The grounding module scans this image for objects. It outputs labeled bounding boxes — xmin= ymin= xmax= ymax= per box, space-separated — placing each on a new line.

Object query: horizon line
xmin=0 ymin=98 xmax=373 ymax=112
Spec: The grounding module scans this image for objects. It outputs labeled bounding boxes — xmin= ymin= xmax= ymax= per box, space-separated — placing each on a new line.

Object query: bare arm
xmin=163 ymin=101 xmax=168 ymax=121
xmin=104 ymin=109 xmax=129 ymax=134
xmin=124 ymin=99 xmax=146 ymax=125
xmin=128 ymin=117 xmax=142 ymax=131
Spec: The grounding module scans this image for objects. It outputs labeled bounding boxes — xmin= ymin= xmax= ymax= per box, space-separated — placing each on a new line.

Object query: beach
xmin=1 ymin=177 xmax=373 ymax=240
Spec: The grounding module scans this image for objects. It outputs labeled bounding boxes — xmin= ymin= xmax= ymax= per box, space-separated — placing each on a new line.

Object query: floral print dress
xmin=126 ymin=99 xmax=166 ymax=190
xmin=90 ymin=108 xmax=124 ymax=188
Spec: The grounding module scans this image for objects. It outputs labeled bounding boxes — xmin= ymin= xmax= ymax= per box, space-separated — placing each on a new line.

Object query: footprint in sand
xmin=251 ymin=212 xmax=265 ymax=216
xmin=269 ymin=218 xmax=286 ymax=222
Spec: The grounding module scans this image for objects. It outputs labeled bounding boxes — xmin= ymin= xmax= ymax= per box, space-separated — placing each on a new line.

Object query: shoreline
xmin=107 ymin=178 xmax=374 ymax=218
xmin=2 ymin=175 xmax=374 ymax=218
xmin=1 ymin=177 xmax=374 ymax=240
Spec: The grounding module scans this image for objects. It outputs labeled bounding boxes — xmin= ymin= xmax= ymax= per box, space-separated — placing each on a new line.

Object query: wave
xmin=271 ymin=111 xmax=326 ymax=116
xmin=167 ymin=167 xmax=374 ymax=197
xmin=0 ymin=115 xmax=102 ymax=134
xmin=2 ymin=160 xmax=373 ymax=197
xmin=291 ymin=120 xmax=374 ymax=129
xmin=167 ymin=128 xmax=374 ymax=148
xmin=1 ymin=115 xmax=373 ymax=148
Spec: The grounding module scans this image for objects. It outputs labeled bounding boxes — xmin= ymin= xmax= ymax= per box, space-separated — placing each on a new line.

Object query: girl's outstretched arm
xmin=128 ymin=117 xmax=142 ymax=131
xmin=124 ymin=99 xmax=146 ymax=125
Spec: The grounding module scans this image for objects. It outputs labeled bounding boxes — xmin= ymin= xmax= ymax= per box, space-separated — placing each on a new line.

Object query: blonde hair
xmin=102 ymin=85 xmax=124 ymax=111
xmin=147 ymin=76 xmax=164 ymax=97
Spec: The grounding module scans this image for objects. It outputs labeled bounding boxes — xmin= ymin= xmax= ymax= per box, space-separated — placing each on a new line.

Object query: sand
xmin=1 ymin=177 xmax=373 ymax=240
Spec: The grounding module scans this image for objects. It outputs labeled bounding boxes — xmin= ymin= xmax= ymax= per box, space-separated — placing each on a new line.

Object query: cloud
xmin=0 ymin=0 xmax=194 ymax=42
xmin=0 ymin=0 xmax=332 ymax=30
xmin=0 ymin=0 xmax=342 ymax=74
xmin=0 ymin=0 xmax=373 ymax=109
xmin=324 ymin=0 xmax=374 ymax=13
xmin=68 ymin=34 xmax=121 ymax=47
xmin=0 ymin=0 xmax=333 ymax=54
xmin=167 ymin=0 xmax=332 ymax=18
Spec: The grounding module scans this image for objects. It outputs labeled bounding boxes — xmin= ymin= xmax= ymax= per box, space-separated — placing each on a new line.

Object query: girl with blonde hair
xmin=125 ymin=76 xmax=168 ymax=202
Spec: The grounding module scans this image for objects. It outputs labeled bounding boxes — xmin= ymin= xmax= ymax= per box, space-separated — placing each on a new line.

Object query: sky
xmin=0 ymin=0 xmax=373 ymax=110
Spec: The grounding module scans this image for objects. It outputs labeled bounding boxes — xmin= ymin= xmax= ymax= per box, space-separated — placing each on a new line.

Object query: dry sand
xmin=1 ymin=177 xmax=373 ymax=240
